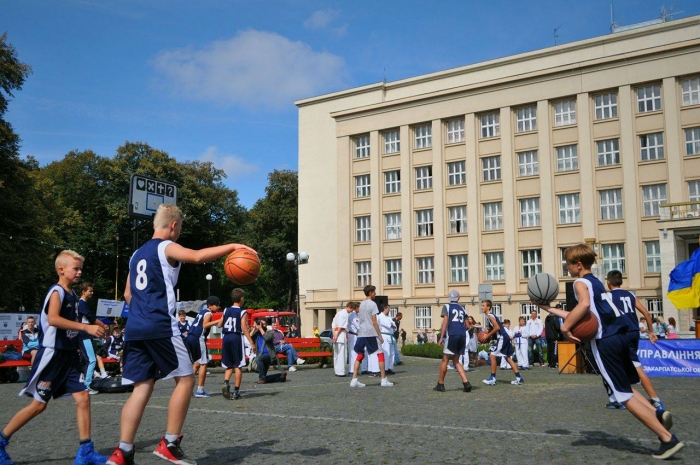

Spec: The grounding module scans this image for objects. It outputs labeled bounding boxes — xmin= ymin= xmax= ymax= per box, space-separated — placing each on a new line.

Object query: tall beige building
xmin=295 ymin=16 xmax=700 ymax=338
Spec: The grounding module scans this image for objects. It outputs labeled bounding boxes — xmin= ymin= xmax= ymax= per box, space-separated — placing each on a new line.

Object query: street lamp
xmin=286 ymin=251 xmax=309 ymax=320
xmin=205 ymin=273 xmax=213 ymax=297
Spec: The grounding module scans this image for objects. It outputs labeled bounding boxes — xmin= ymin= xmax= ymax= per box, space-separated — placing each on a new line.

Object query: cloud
xmin=303 ymin=9 xmax=348 ymax=36
xmin=151 ymin=30 xmax=349 ymax=110
xmin=199 ymin=146 xmax=258 ymax=178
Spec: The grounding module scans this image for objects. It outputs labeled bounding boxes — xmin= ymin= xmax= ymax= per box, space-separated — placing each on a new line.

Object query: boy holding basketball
xmin=535 ymin=244 xmax=683 ymax=460
xmin=218 ymin=288 xmax=253 ymax=399
xmin=481 ymin=300 xmax=523 ymax=386
xmin=106 ymin=204 xmax=256 ymax=465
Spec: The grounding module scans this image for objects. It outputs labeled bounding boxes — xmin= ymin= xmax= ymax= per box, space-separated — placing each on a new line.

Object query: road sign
xmin=128 ymin=174 xmax=177 ymax=219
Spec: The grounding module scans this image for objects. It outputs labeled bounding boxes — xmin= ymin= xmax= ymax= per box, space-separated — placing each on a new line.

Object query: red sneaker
xmin=106 ymin=447 xmax=135 ymax=465
xmin=153 ymin=436 xmax=197 ymax=464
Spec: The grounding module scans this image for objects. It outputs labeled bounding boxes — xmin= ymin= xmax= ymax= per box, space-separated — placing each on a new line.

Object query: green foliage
xmin=401 ymin=343 xmax=444 ymax=359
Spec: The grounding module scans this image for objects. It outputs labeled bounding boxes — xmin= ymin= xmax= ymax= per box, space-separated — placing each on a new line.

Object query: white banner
xmin=96 ymin=299 xmax=126 ymax=317
xmin=0 ymin=313 xmax=40 ymax=340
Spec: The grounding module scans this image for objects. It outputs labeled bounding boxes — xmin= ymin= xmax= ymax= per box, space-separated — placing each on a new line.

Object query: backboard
xmin=128 ymin=174 xmax=177 ymax=219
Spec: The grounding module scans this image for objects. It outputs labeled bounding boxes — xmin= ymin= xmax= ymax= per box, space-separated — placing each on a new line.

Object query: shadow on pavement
xmin=571 ymin=430 xmax=653 ymax=455
xmin=203 ymin=440 xmax=331 ymax=463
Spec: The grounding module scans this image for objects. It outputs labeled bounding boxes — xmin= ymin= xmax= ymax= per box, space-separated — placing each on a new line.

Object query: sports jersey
xmin=78 ymin=298 xmax=97 ymax=341
xmin=441 ymin=303 xmax=467 ymax=337
xmin=490 ymin=314 xmax=510 ymax=341
xmin=125 ymin=238 xmax=181 ymax=340
xmin=357 ymin=300 xmax=379 ymax=337
xmin=105 ymin=334 xmax=124 ymax=357
xmin=189 ymin=308 xmax=212 ymax=339
xmin=575 ymin=274 xmax=628 ymax=339
xmin=221 ymin=306 xmax=246 ymax=334
xmin=39 ymin=284 xmax=80 ymax=350
xmin=21 ymin=327 xmax=39 ymax=353
xmin=610 ymin=288 xmax=639 ymax=333
xmin=177 ymin=320 xmax=189 ymax=337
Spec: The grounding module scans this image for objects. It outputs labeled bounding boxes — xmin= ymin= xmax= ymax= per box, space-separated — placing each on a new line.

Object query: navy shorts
xmin=20 ymin=347 xmax=85 ymax=403
xmin=444 ymin=334 xmax=467 ymax=356
xmin=122 ymin=336 xmax=193 ymax=384
xmin=354 ymin=336 xmax=380 ymax=356
xmin=492 ymin=336 xmax=514 ymax=359
xmin=591 ymin=332 xmax=639 ymax=403
xmin=184 ymin=334 xmax=206 ymax=364
xmin=222 ymin=333 xmax=246 ymax=369
xmin=626 ymin=331 xmax=641 ymax=367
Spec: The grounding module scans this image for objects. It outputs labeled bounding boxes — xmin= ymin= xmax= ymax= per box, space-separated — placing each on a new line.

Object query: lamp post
xmin=206 ymin=273 xmax=213 ymax=297
xmin=286 ymin=252 xmax=309 ymax=321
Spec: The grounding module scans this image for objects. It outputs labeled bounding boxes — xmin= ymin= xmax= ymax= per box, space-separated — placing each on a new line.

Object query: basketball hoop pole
xmin=287 ymin=252 xmax=309 ymax=334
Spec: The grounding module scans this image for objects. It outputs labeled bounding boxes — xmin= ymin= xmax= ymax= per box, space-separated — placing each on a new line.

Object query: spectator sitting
xmin=272 ymin=322 xmax=305 ymax=372
xmin=250 ymin=319 xmax=286 ymax=384
xmin=102 ymin=327 xmax=124 ymax=373
xmin=287 ymin=324 xmax=300 ymax=338
xmin=20 ymin=316 xmax=40 ymax=366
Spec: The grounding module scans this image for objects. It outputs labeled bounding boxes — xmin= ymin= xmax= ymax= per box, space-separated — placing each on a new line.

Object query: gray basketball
xmin=527 ymin=273 xmax=559 ymax=305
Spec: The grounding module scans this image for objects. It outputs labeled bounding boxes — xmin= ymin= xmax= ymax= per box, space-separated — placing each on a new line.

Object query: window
xmin=482 ymin=155 xmax=501 ymax=181
xmin=355 ymin=216 xmax=371 ymax=242
xmin=520 ymin=302 xmax=540 ymax=318
xmin=681 ymin=77 xmax=700 ymax=106
xmin=686 ymin=128 xmax=700 ymax=156
xmin=385 ymin=213 xmax=402 ymax=240
xmin=449 ymin=254 xmax=468 ymax=283
xmin=521 ymin=249 xmax=543 ymax=279
xmin=597 ymin=139 xmax=620 ymax=166
xmin=384 ymin=130 xmax=400 ymax=154
xmin=602 ymin=243 xmax=625 ymax=274
xmin=646 ymin=299 xmax=663 ymax=320
xmin=595 ymin=93 xmax=618 ymax=120
xmin=355 ymin=261 xmax=371 ymax=287
xmin=637 ymin=85 xmax=662 ymax=113
xmin=519 ymin=197 xmax=540 ymax=228
xmin=447 ymin=161 xmax=466 ymax=186
xmin=490 ymin=303 xmax=503 ymax=320
xmin=645 ymin=241 xmax=661 ymax=273
xmin=415 ymin=166 xmax=433 ymax=190
xmin=385 ymin=259 xmax=402 ymax=286
xmin=517 ymin=150 xmax=539 ymax=177
xmin=483 ymin=202 xmax=503 ymax=231
xmin=600 ymin=189 xmax=623 ymax=220
xmin=355 ymin=174 xmax=370 ymax=198
xmin=448 ymin=205 xmax=467 ymax=234
xmin=446 ymin=119 xmax=465 ymax=143
xmin=642 ymin=184 xmax=667 ymax=217
xmin=689 ymin=180 xmax=700 ymax=203
xmin=417 ymin=257 xmax=434 ymax=284
xmin=415 ymin=306 xmax=432 ymax=329
xmin=384 ymin=170 xmax=401 ymax=194
xmin=556 ymin=145 xmax=578 ymax=172
xmin=516 ymin=106 xmax=537 ymax=132
xmin=416 ymin=209 xmax=434 ymax=237
xmin=480 ymin=113 xmax=500 ymax=138
xmin=558 ymin=193 xmax=580 ymax=224
xmin=554 ymin=100 xmax=576 ymax=127
xmin=640 ymin=133 xmax=664 ymax=161
xmin=388 ymin=307 xmax=398 ymax=318
xmin=560 ymin=247 xmax=571 ymax=277
xmin=414 ymin=124 xmax=432 ymax=149
xmin=485 ymin=252 xmax=504 ymax=281
xmin=354 ymin=135 xmax=370 ymax=159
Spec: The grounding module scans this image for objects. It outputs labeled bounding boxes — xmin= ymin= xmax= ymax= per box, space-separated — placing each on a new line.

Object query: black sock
xmin=223 ymin=380 xmax=229 ymax=385
xmin=0 ymin=431 xmax=9 ymax=441
xmin=79 ymin=438 xmax=91 ymax=446
xmin=234 ymin=386 xmax=240 ymax=391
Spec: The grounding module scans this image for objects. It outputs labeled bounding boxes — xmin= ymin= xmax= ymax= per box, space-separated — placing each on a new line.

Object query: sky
xmin=3 ymin=0 xmax=700 ymax=208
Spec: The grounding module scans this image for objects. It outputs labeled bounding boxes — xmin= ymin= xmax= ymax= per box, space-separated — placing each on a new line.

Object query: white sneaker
xmin=296 ymin=358 xmax=306 ymax=365
xmin=511 ymin=377 xmax=524 ymax=385
xmin=350 ymin=379 xmax=366 ymax=388
xmin=447 ymin=365 xmax=455 ymax=370
xmin=381 ymin=378 xmax=394 ymax=387
xmin=93 ymin=372 xmax=102 ymax=379
xmin=79 ymin=374 xmax=85 ymax=383
xmin=288 ymin=366 xmax=297 ymax=372
xmin=483 ymin=377 xmax=497 ymax=385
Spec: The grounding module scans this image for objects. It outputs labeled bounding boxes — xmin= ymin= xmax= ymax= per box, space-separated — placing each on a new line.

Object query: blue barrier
xmin=638 ymin=339 xmax=700 ymax=377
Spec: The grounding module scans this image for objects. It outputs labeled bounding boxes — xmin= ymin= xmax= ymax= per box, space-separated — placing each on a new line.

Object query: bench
xmin=0 ymin=340 xmax=31 ymax=368
xmin=205 ymin=337 xmax=333 ymax=367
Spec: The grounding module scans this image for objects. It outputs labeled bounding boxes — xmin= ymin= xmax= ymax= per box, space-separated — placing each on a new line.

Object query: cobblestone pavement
xmin=0 ymin=357 xmax=696 ymax=464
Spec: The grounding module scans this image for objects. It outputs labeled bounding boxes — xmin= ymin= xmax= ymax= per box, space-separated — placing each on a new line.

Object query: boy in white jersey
xmin=349 ymin=286 xmax=393 ymax=388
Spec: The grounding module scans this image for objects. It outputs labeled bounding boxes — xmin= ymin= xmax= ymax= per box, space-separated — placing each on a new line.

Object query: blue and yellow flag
xmin=668 ymin=248 xmax=700 ymax=309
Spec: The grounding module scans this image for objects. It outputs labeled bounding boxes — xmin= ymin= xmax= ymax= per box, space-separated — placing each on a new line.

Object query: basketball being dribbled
xmin=477 ymin=331 xmax=491 ymax=344
xmin=569 ymin=311 xmax=598 ymax=342
xmin=527 ymin=272 xmax=559 ymax=305
xmin=224 ymin=249 xmax=261 ymax=285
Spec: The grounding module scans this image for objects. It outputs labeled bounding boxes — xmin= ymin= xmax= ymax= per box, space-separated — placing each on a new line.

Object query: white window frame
xmin=516 ymin=106 xmax=537 ymax=133
xmin=637 ymin=85 xmax=662 ymax=113
xmin=646 ymin=299 xmax=663 ymax=320
xmin=448 ymin=205 xmax=467 ymax=234
xmin=447 ymin=161 xmax=466 ymax=186
xmin=681 ymin=77 xmax=700 ymax=107
xmin=520 ymin=302 xmax=540 ymax=319
xmin=480 ymin=113 xmax=500 ymax=139
xmin=517 ymin=150 xmax=538 ymax=177
xmin=385 ymin=212 xmax=402 ymax=240
xmin=385 ymin=259 xmax=402 ymax=286
xmin=689 ymin=180 xmax=700 ymax=204
xmin=355 ymin=261 xmax=371 ymax=288
xmin=645 ymin=241 xmax=661 ymax=273
xmin=355 ymin=174 xmax=370 ymax=198
xmin=384 ymin=170 xmax=401 ymax=194
xmin=446 ymin=119 xmax=465 ymax=143
xmin=640 ymin=133 xmax=664 ymax=161
xmin=685 ymin=127 xmax=700 ymax=156
xmin=384 ymin=130 xmax=400 ymax=154
xmin=354 ymin=135 xmax=370 ymax=159
xmin=483 ymin=202 xmax=503 ymax=231
xmin=490 ymin=303 xmax=503 ymax=320
xmin=521 ymin=249 xmax=543 ymax=279
xmin=642 ymin=184 xmax=667 ymax=217
xmin=594 ymin=93 xmax=618 ymax=120
xmin=556 ymin=145 xmax=578 ymax=172
xmin=414 ymin=124 xmax=432 ymax=150
xmin=482 ymin=155 xmax=501 ymax=181
xmin=416 ymin=209 xmax=434 ymax=237
xmin=355 ymin=216 xmax=371 ymax=243
xmin=415 ymin=305 xmax=432 ymax=329
xmin=602 ymin=243 xmax=625 ymax=274
xmin=519 ymin=197 xmax=540 ymax=228
xmin=417 ymin=256 xmax=434 ymax=284
xmin=554 ymin=100 xmax=576 ymax=127
xmin=484 ymin=252 xmax=505 ymax=281
xmin=596 ymin=138 xmax=620 ymax=166
xmin=558 ymin=193 xmax=581 ymax=224
xmin=600 ymin=188 xmax=623 ymax=220
xmin=415 ymin=165 xmax=433 ymax=190
xmin=560 ymin=247 xmax=571 ymax=278
xmin=449 ymin=254 xmax=469 ymax=283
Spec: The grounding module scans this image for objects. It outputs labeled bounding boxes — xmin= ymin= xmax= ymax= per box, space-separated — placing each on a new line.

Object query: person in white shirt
xmin=346 ymin=302 xmax=361 ymax=376
xmin=526 ymin=310 xmax=545 ymax=366
xmin=512 ymin=316 xmax=529 ymax=370
xmin=377 ymin=305 xmax=397 ymax=375
xmin=331 ymin=304 xmax=350 ymax=376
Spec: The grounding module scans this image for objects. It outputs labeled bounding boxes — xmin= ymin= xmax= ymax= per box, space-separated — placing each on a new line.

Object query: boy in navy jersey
xmin=177 ymin=311 xmax=189 ymax=338
xmin=0 ymin=250 xmax=107 ymax=465
xmin=78 ymin=282 xmax=107 ymax=393
xmin=106 ymin=204 xmax=256 ymax=465
xmin=185 ymin=296 xmax=221 ymax=398
xmin=536 ymin=245 xmax=683 ymax=460
xmin=218 ymin=288 xmax=253 ymax=399
xmin=434 ymin=290 xmax=472 ymax=392
xmin=481 ymin=300 xmax=524 ymax=386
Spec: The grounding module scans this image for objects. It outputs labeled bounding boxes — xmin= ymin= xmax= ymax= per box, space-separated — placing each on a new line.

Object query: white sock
xmin=197 ymin=386 xmax=204 ymax=392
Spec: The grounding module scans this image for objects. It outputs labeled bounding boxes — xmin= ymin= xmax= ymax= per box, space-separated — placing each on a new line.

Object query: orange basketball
xmin=477 ymin=331 xmax=491 ymax=344
xmin=224 ymin=249 xmax=260 ymax=285
xmin=570 ymin=311 xmax=598 ymax=342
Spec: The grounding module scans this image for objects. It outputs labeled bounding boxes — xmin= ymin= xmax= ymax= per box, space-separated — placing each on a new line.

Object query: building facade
xmin=296 ymin=16 xmax=700 ymax=338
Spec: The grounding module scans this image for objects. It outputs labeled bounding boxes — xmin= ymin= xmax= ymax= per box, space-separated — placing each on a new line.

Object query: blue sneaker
xmin=194 ymin=390 xmax=210 ymax=398
xmin=650 ymin=398 xmax=665 ymax=411
xmin=74 ymin=441 xmax=107 ymax=465
xmin=0 ymin=437 xmax=14 ymax=465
